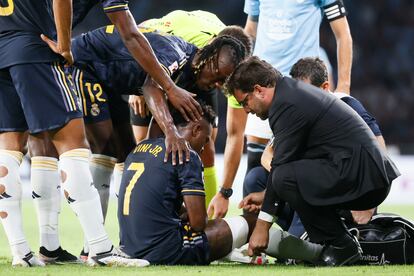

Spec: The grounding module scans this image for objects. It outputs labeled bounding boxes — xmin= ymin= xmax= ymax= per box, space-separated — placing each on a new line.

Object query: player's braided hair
xmin=172 ymin=100 xmax=216 ymax=127
xmin=217 ymin=25 xmax=252 ymax=56
xmin=193 ymin=35 xmax=247 ymax=77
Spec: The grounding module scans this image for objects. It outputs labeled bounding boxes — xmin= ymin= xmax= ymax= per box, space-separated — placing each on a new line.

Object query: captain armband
xmin=323 ymin=1 xmax=347 ymax=22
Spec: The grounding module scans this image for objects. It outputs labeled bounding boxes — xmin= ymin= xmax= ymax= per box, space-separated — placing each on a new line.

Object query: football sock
xmin=223 ymin=216 xmax=249 ymax=249
xmin=203 ymin=166 xmax=217 ymax=207
xmin=59 ymin=149 xmax=112 ymax=256
xmin=0 ymin=150 xmax=31 ymax=258
xmin=246 ymin=142 xmax=266 ymax=174
xmin=113 ymin=163 xmax=124 ymax=198
xmin=31 ymin=156 xmax=61 ymax=251
xmin=266 ymin=228 xmax=323 ymax=262
xmin=90 ymin=154 xmax=116 ymax=220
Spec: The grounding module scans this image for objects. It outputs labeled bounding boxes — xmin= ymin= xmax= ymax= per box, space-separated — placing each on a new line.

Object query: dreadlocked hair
xmin=193 ymin=35 xmax=247 ymax=77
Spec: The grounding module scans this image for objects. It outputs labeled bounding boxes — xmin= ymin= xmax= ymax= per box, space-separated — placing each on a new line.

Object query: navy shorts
xmin=70 ymin=67 xmax=111 ymax=124
xmin=0 ymin=62 xmax=82 ymax=133
xmin=173 ymin=224 xmax=210 ymax=265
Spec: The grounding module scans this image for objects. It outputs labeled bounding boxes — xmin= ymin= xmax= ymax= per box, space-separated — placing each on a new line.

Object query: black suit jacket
xmin=268 ymin=77 xmax=400 ymax=206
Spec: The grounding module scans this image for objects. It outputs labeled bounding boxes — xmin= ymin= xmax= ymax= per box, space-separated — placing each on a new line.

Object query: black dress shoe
xmin=319 ymin=234 xmax=362 ymax=266
xmin=39 ymin=246 xmax=81 ymax=264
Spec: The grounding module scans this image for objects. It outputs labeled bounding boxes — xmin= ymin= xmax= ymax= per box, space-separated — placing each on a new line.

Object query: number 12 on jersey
xmin=123 ymin=162 xmax=145 ymax=215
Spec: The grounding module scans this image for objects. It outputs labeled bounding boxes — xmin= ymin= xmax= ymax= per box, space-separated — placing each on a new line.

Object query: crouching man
xmin=118 ymin=102 xmax=322 ymax=265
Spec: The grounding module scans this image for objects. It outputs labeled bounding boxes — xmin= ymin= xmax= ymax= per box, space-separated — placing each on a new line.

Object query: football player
xmin=0 ymin=0 xmax=147 ymax=267
xmin=130 ymin=10 xmax=252 ymax=208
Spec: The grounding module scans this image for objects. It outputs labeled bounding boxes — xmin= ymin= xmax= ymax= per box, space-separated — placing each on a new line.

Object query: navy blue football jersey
xmin=72 ymin=26 xmax=197 ymax=95
xmin=118 ymin=138 xmax=205 ymax=263
xmin=0 ymin=0 xmax=60 ymax=68
xmin=336 ymin=93 xmax=382 ymax=136
xmin=72 ymin=0 xmax=129 ymax=28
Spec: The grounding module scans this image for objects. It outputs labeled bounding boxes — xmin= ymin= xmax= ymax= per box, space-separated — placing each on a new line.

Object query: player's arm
xmin=244 ymin=16 xmax=258 ymax=42
xmin=243 ymin=0 xmax=259 ymax=44
xmin=179 ymin=153 xmax=207 ymax=232
xmin=142 ymin=76 xmax=190 ymax=165
xmin=42 ymin=0 xmax=74 ymax=64
xmin=261 ymin=141 xmax=274 ymax=172
xmin=105 ymin=10 xmax=202 ymax=121
xmin=376 ymin=135 xmax=386 ymax=150
xmin=183 ymin=195 xmax=207 ymax=232
xmin=341 ymin=96 xmax=386 ymax=150
xmin=207 ymin=105 xmax=247 ymax=218
xmin=324 ymin=2 xmax=353 ymax=94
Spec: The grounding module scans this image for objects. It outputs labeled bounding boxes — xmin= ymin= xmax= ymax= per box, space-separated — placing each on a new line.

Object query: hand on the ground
xmin=248 ymin=221 xmax=270 ymax=256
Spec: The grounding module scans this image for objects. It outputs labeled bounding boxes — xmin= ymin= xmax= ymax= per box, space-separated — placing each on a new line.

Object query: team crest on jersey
xmin=168 ymin=61 xmax=179 ymax=74
xmin=90 ymin=103 xmax=100 ymax=117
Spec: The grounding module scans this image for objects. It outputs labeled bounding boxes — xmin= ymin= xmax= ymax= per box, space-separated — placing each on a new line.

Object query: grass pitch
xmin=0 ymin=200 xmax=413 ymax=275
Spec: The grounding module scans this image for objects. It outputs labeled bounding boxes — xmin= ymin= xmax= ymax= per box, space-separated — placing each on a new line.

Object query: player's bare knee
xmin=0 ymin=132 xmax=27 ymax=152
xmin=0 ymin=166 xmax=8 ymax=178
xmin=28 ymin=134 xmax=58 ymax=158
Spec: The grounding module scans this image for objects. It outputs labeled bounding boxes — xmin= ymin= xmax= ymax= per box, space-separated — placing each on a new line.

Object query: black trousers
xmin=266 ymin=163 xmax=389 ymax=244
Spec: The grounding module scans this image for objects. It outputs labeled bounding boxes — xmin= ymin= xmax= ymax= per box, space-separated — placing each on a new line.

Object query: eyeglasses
xmin=238 ymin=93 xmax=250 ymax=108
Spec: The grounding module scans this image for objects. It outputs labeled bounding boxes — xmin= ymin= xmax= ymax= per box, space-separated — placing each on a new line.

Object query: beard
xmin=255 ymin=109 xmax=268 ymax=120
xmin=258 ymin=113 xmax=268 ymax=120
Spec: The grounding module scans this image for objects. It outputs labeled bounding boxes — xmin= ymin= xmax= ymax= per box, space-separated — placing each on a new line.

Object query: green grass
xmin=0 ymin=201 xmax=413 ymax=275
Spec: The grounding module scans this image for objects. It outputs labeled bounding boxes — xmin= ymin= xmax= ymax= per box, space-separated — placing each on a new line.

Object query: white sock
xmin=265 ymin=228 xmax=323 ymax=262
xmin=0 ymin=150 xmax=31 ymax=258
xmin=59 ymin=148 xmax=112 ymax=256
xmin=31 ymin=156 xmax=61 ymax=251
xmin=90 ymin=154 xmax=116 ymax=220
xmin=223 ymin=216 xmax=249 ymax=249
xmin=113 ymin=163 xmax=124 ymax=198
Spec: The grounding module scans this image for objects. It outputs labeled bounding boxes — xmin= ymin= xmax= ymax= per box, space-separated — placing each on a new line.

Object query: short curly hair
xmin=289 ymin=57 xmax=328 ymax=87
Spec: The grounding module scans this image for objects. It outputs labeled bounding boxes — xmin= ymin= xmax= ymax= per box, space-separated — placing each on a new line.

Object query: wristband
xmin=258 ymin=211 xmax=277 ymax=224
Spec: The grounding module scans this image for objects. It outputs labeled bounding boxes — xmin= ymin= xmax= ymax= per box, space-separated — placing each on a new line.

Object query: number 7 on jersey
xmin=123 ymin=162 xmax=145 ymax=215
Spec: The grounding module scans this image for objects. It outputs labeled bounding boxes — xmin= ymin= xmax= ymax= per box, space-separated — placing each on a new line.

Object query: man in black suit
xmin=224 ymin=56 xmax=400 ymax=266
